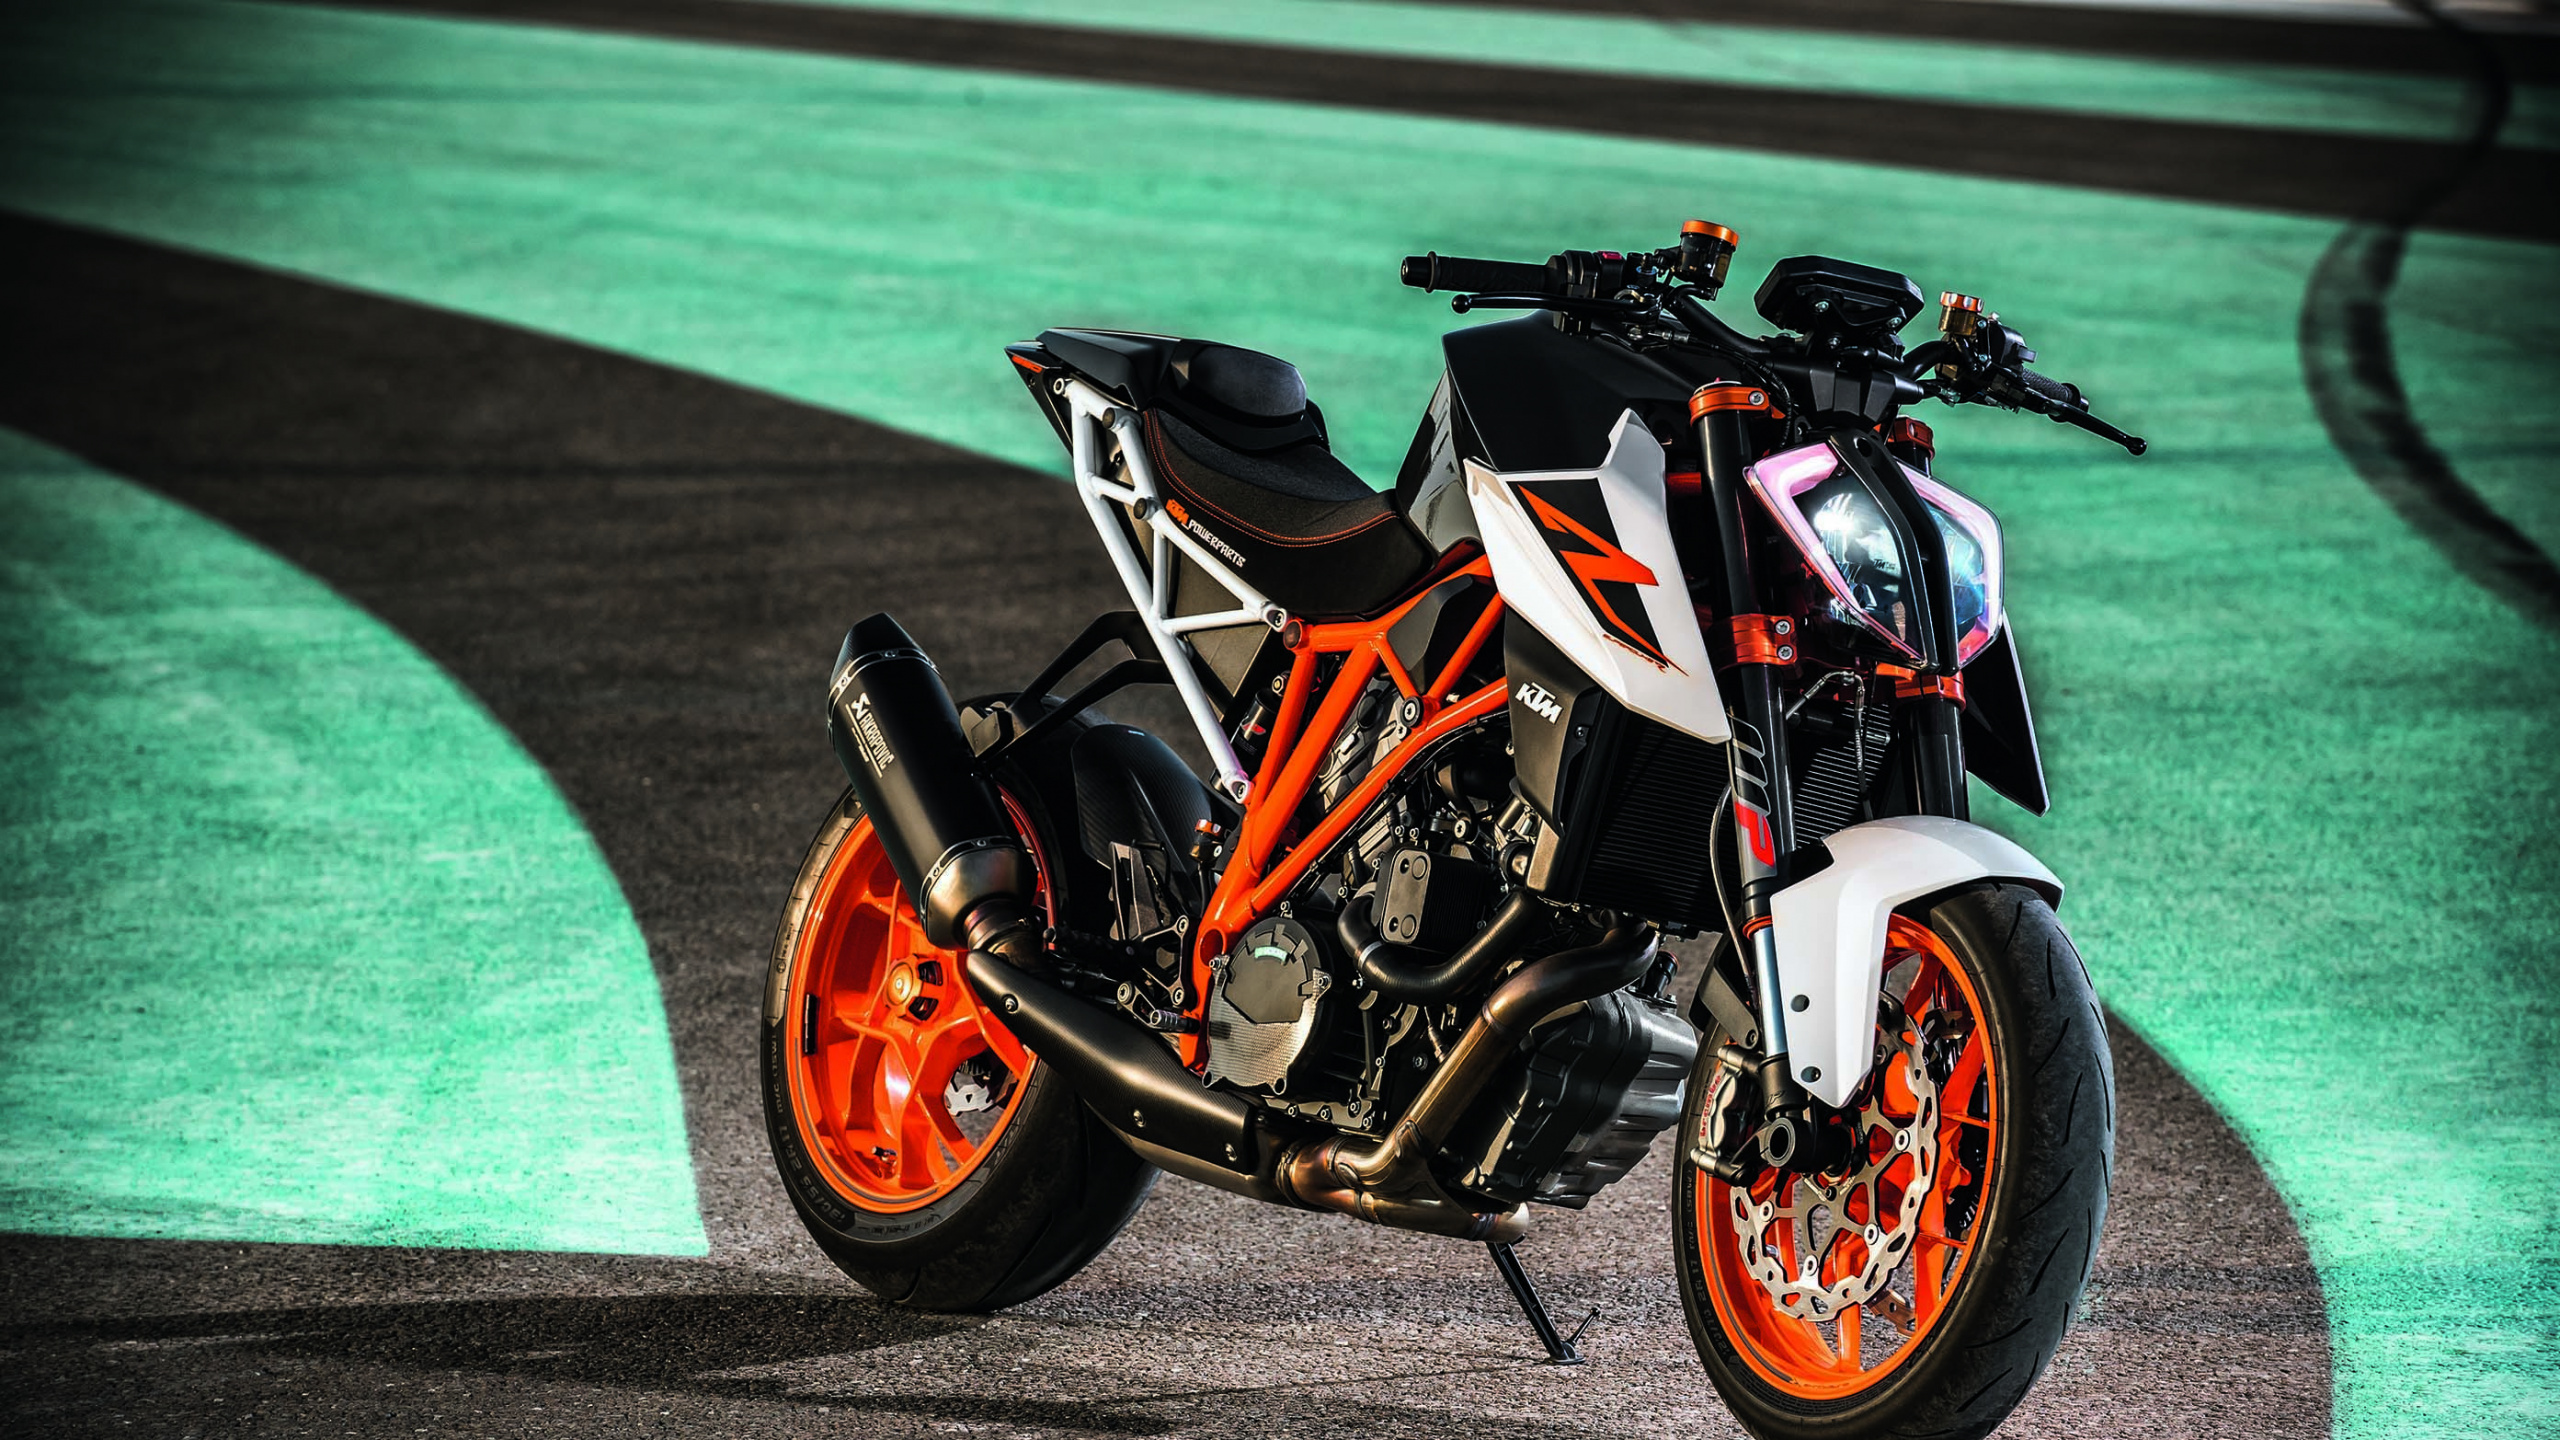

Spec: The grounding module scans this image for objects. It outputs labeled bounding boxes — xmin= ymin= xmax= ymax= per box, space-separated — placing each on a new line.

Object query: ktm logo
xmin=1516 ymin=681 xmax=1564 ymax=723
xmin=1516 ymin=484 xmax=1674 ymax=668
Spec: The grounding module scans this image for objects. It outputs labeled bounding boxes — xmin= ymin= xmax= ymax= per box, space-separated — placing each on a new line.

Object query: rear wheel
xmin=761 ymin=781 xmax=1156 ymax=1311
xmin=1675 ymin=885 xmax=2112 ymax=1439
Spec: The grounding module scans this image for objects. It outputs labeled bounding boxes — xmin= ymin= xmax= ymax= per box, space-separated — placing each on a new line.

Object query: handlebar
xmin=2015 ymin=368 xmax=2081 ymax=412
xmin=1401 ymin=252 xmax=1553 ymax=295
xmin=1398 ymin=244 xmax=2142 ymax=455
xmin=2001 ymin=367 xmax=2147 ymax=455
xmin=1666 ymin=290 xmax=1771 ymax=362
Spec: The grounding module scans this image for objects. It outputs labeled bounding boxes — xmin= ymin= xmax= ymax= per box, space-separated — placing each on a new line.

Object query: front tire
xmin=1675 ymin=884 xmax=2114 ymax=1440
xmin=761 ymin=783 xmax=1157 ymax=1312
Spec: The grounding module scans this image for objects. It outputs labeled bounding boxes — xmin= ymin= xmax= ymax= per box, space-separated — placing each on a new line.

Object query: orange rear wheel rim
xmin=783 ymin=793 xmax=1047 ymax=1213
xmin=1697 ymin=915 xmax=1999 ymax=1399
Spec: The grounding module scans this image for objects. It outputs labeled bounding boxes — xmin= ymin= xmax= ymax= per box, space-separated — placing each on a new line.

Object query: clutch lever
xmin=1450 ymin=291 xmax=1654 ymax=318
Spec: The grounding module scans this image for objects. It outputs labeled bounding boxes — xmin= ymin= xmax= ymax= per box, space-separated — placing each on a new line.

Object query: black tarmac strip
xmin=269 ymin=0 xmax=2560 ymax=244
xmin=0 ymin=212 xmax=2329 ymax=1436
xmin=1405 ymin=0 xmax=2560 ymax=81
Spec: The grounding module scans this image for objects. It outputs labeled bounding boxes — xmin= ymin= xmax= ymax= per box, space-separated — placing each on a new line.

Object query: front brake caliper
xmin=1689 ymin=1043 xmax=1765 ymax=1183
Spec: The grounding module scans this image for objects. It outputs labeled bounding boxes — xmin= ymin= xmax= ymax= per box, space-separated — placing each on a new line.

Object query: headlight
xmin=1746 ymin=441 xmax=1926 ymax=662
xmin=1909 ymin=472 xmax=2006 ymax=666
xmin=1743 ymin=441 xmax=2007 ymax=667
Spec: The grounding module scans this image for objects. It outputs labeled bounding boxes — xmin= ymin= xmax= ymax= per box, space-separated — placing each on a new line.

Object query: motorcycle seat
xmin=1039 ymin=328 xmax=1438 ymax=620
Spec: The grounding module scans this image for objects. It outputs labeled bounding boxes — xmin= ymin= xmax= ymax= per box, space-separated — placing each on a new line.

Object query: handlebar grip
xmin=2015 ymin=367 xmax=2145 ymax=454
xmin=2017 ymin=367 xmax=2085 ymax=413
xmin=1400 ymin=252 xmax=1554 ymax=294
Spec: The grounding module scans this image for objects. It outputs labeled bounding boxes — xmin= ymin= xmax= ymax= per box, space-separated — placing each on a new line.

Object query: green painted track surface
xmin=2 ymin=0 xmax=2555 ymax=1431
xmin=819 ymin=0 xmax=2560 ymax=149
xmin=2394 ymin=230 xmax=2560 ymax=560
xmin=0 ymin=431 xmax=706 ymax=1256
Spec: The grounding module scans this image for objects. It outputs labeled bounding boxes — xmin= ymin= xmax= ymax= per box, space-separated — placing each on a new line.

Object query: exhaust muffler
xmin=828 ymin=613 xmax=1037 ymax=958
xmin=832 ymin=616 xmax=1271 ymax=1186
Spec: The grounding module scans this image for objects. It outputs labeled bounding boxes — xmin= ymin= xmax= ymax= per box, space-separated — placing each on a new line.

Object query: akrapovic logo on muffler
xmin=843 ymin=692 xmax=897 ymax=774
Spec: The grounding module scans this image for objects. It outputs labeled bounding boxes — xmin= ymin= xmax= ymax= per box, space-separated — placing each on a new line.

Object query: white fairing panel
xmin=1770 ymin=816 xmax=2063 ymax=1108
xmin=1467 ymin=410 xmax=1728 ymax=744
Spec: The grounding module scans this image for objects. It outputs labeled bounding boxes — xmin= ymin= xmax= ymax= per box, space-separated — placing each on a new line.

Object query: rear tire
xmin=761 ymin=780 xmax=1157 ymax=1312
xmin=1675 ymin=884 xmax=2113 ymax=1439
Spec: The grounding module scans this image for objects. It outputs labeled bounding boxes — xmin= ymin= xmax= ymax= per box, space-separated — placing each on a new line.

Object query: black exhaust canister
xmin=828 ymin=613 xmax=1036 ymax=955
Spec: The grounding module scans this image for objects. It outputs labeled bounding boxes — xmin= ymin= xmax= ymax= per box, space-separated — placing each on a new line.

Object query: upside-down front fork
xmin=1694 ymin=391 xmax=1848 ymax=1176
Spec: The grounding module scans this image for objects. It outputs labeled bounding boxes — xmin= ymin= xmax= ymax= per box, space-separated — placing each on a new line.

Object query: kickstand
xmin=1486 ymin=1241 xmax=1596 ymax=1365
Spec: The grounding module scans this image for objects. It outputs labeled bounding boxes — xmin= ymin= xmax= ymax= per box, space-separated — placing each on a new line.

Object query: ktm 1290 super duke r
xmin=764 ymin=221 xmax=2137 ymax=1439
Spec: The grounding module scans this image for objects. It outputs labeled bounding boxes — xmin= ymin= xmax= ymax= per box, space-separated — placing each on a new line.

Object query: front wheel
xmin=761 ymin=784 xmax=1157 ymax=1311
xmin=1675 ymin=884 xmax=2114 ymax=1440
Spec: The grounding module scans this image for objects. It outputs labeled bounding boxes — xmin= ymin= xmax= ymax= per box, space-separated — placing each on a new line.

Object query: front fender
xmin=1771 ymin=817 xmax=2062 ymax=1108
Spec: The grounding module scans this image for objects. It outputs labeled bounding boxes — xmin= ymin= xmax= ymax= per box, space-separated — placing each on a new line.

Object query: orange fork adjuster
xmin=1726 ymin=614 xmax=1797 ymax=667
xmin=1877 ymin=663 xmax=1965 ymax=705
xmin=1690 ymin=383 xmax=1783 ymax=420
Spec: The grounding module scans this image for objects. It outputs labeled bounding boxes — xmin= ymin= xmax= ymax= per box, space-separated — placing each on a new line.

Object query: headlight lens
xmin=1909 ymin=472 xmax=2006 ymax=666
xmin=1802 ymin=472 xmax=1922 ymax=655
xmin=1742 ymin=441 xmax=2006 ymax=667
xmin=1745 ymin=441 xmax=1925 ymax=661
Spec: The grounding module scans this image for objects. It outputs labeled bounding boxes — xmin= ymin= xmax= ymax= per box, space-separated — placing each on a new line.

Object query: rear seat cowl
xmin=1038 ymin=328 xmax=1327 ymax=456
xmin=1170 ymin=345 xmax=1306 ymax=423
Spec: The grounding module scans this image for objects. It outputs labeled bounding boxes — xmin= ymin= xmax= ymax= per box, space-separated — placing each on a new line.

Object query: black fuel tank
xmin=1441 ymin=316 xmax=1692 ymax=472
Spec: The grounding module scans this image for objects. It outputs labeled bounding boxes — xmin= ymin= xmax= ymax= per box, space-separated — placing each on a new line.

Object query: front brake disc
xmin=1724 ymin=1022 xmax=1939 ymax=1322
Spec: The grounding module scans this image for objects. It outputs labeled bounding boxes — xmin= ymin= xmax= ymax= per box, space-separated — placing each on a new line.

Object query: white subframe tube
xmin=1061 ymin=380 xmax=1270 ymax=801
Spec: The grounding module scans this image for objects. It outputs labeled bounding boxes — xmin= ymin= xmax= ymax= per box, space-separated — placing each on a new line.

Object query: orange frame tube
xmin=1179 ymin=556 xmax=1504 ymax=1067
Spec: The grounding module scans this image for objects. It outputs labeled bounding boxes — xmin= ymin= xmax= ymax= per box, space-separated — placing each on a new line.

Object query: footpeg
xmin=1114 ymin=981 xmax=1193 ymax=1033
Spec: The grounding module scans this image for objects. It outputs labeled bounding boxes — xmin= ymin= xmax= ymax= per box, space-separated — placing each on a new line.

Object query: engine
xmin=1440 ymin=990 xmax=1696 ymax=1208
xmin=1198 ymin=718 xmax=1696 ymax=1205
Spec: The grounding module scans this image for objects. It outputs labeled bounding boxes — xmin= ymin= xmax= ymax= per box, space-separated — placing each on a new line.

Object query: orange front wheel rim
xmin=1697 ymin=915 xmax=1999 ymax=1399
xmin=784 ymin=794 xmax=1047 ymax=1212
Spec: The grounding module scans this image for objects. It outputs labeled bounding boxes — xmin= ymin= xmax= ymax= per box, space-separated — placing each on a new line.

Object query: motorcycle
xmin=763 ymin=220 xmax=2131 ymax=1439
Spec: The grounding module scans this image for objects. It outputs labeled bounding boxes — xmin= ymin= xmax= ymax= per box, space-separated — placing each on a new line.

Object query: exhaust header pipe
xmin=966 ymin=950 xmax=1258 ymax=1168
xmin=829 ymin=613 xmax=1034 ymax=955
xmin=960 ymin=879 xmax=1651 ymax=1243
xmin=1278 ymin=918 xmax=1659 ymax=1242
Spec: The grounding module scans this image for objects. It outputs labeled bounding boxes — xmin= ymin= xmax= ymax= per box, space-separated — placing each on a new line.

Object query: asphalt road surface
xmin=0 ymin=212 xmax=2328 ymax=1438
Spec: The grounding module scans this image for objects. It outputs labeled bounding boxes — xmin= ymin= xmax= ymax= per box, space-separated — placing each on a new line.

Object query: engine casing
xmin=1441 ymin=990 xmax=1697 ymax=1208
xmin=1201 ymin=915 xmax=1338 ymax=1094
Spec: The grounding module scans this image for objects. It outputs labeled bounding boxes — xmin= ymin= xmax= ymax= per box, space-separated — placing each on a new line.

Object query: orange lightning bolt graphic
xmin=1517 ymin=487 xmax=1674 ymax=668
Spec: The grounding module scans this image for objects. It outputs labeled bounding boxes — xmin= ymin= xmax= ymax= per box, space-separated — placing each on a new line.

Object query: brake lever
xmin=1983 ymin=367 xmax=2147 ymax=456
xmin=2053 ymin=406 xmax=2147 ymax=456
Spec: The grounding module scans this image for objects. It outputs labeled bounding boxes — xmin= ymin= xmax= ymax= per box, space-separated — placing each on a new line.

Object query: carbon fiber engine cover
xmin=1202 ymin=915 xmax=1335 ymax=1093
